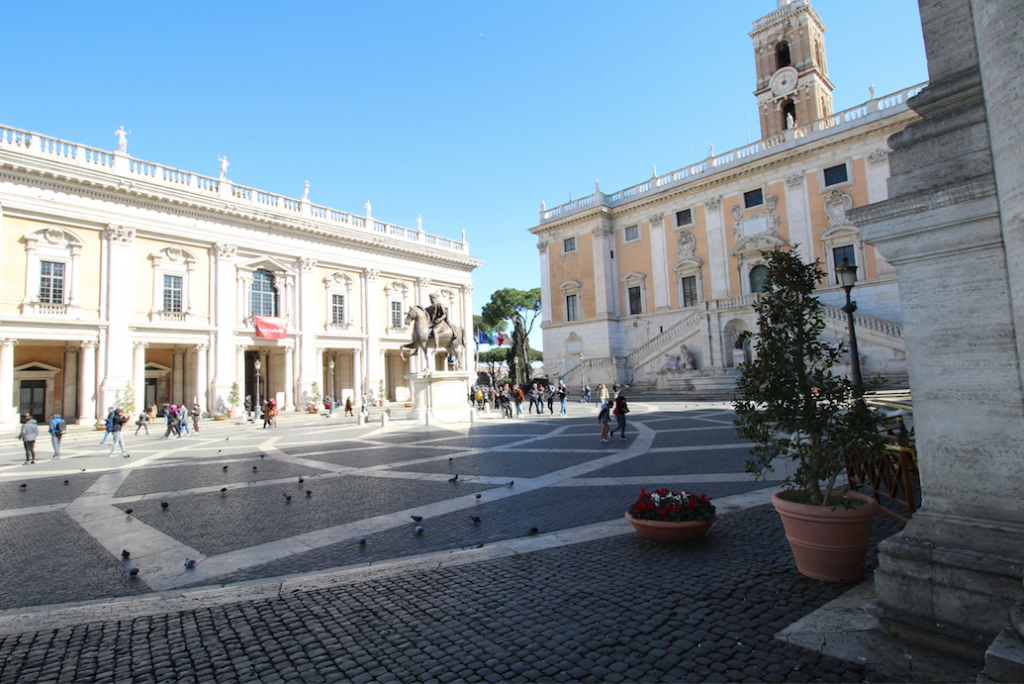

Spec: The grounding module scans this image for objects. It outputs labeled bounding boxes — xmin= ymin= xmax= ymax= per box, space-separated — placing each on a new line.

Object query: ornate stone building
xmin=0 ymin=126 xmax=480 ymax=428
xmin=530 ymin=0 xmax=921 ymax=394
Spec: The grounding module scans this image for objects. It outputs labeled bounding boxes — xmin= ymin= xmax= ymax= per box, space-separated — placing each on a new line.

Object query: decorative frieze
xmin=214 ymin=243 xmax=237 ymax=259
xmin=299 ymin=257 xmax=316 ymax=272
xmin=364 ymin=268 xmax=380 ymax=281
xmin=867 ymin=148 xmax=890 ymax=165
xmin=786 ymin=172 xmax=805 ymax=188
xmin=704 ymin=196 xmax=722 ymax=211
xmin=103 ymin=224 xmax=135 ymax=244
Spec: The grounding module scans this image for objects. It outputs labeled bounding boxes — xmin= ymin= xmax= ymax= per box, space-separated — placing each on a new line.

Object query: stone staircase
xmin=626 ymin=311 xmax=703 ymax=373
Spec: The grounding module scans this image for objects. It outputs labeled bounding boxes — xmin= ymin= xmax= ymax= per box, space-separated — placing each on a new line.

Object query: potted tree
xmin=308 ymin=383 xmax=322 ymax=414
xmin=227 ymin=382 xmax=240 ymax=419
xmin=733 ymin=248 xmax=885 ymax=583
xmin=378 ymin=379 xmax=387 ymax=406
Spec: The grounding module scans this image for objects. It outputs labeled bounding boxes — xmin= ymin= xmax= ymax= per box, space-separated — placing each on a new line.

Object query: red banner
xmin=254 ymin=316 xmax=288 ymax=339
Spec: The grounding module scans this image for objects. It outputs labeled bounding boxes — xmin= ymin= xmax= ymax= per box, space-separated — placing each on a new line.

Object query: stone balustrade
xmin=0 ymin=124 xmax=468 ymax=256
xmin=539 ymin=82 xmax=927 ymax=224
xmin=627 ymin=311 xmax=702 ymax=367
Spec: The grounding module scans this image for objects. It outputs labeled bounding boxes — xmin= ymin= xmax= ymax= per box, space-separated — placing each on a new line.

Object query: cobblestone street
xmin=0 ymin=402 xmax=913 ymax=682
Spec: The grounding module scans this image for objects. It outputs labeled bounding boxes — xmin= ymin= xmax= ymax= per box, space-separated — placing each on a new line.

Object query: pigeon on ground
xmin=123 ymin=454 xmax=131 ymax=459
xmin=476 ymin=544 xmax=484 ymax=549
xmin=121 ymin=550 xmax=131 ymax=560
xmin=448 ymin=475 xmax=459 ymax=482
xmin=359 ymin=537 xmax=367 ymax=545
xmin=225 ymin=438 xmax=229 ymax=441
xmin=161 ymin=502 xmax=169 ymax=510
xmin=125 ymin=509 xmax=134 ymax=515
xmin=218 ymin=450 xmax=222 ymax=454
xmin=260 ymin=453 xmax=265 ymax=458
xmin=529 ymin=526 xmax=539 ymax=535
xmin=470 ymin=516 xmax=481 ymax=524
xmin=253 ymin=466 xmax=258 ymax=471
xmin=305 ymin=490 xmax=312 ymax=497
xmin=64 ymin=480 xmax=69 ymax=485
xmin=475 ymin=494 xmax=482 ymax=499
xmin=411 ymin=515 xmax=423 ymax=522
xmin=298 ymin=477 xmax=304 ymax=484
xmin=128 ymin=568 xmax=139 ymax=577
xmin=415 ymin=526 xmax=424 ymax=536
xmin=506 ymin=481 xmax=515 ymax=487
xmin=19 ymin=484 xmax=26 ymax=489
xmin=220 ymin=488 xmax=228 ymax=494
xmin=184 ymin=559 xmax=196 ymax=569
xmin=283 ymin=493 xmax=292 ymax=502
xmin=448 ymin=457 xmax=453 ymax=462
xmin=222 ymin=465 xmax=228 ymax=471
xmin=81 ymin=468 xmax=86 ymax=472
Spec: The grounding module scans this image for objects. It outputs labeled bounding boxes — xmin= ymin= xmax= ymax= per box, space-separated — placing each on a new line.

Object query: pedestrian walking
xmin=546 ymin=385 xmax=555 ymax=415
xmin=164 ymin=404 xmax=180 ymax=439
xmin=18 ymin=413 xmax=38 ymax=464
xmin=597 ymin=383 xmax=609 ymax=405
xmin=49 ymin=413 xmax=67 ymax=456
xmin=244 ymin=395 xmax=253 ymax=422
xmin=558 ymin=382 xmax=568 ymax=416
xmin=262 ymin=400 xmax=272 ymax=428
xmin=584 ymin=385 xmax=591 ymax=403
xmin=108 ymin=408 xmax=130 ymax=457
xmin=192 ymin=403 xmax=201 ymax=432
xmin=598 ymin=401 xmax=611 ymax=442
xmin=99 ymin=407 xmax=114 ymax=445
xmin=529 ymin=384 xmax=540 ymax=415
xmin=269 ymin=398 xmax=278 ymax=427
xmin=513 ymin=385 xmax=524 ymax=417
xmin=613 ymin=390 xmax=629 ymax=440
xmin=135 ymin=410 xmax=149 ymax=435
xmin=345 ymin=396 xmax=354 ymax=416
xmin=178 ymin=405 xmax=190 ymax=436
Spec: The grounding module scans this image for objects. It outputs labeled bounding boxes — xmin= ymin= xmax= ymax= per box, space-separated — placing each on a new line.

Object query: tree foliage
xmin=481 ymin=288 xmax=542 ymax=386
xmin=732 ymin=249 xmax=885 ymax=506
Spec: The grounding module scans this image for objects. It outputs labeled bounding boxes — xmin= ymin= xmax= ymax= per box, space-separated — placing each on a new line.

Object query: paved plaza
xmin=0 ymin=402 xmax=970 ymax=683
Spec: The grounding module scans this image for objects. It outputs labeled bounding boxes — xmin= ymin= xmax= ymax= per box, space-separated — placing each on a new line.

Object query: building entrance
xmin=19 ymin=380 xmax=46 ymax=423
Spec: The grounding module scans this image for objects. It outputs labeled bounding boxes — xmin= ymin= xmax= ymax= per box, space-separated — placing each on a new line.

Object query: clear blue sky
xmin=2 ymin=0 xmax=927 ymax=349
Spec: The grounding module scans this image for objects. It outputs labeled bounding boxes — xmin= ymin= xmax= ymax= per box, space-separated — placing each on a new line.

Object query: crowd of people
xmin=466 ymin=381 xmax=630 ymax=439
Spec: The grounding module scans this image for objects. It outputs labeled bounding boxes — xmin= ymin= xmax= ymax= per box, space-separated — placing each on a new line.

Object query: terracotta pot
xmin=226 ymin=409 xmax=239 ymax=418
xmin=624 ymin=512 xmax=715 ymax=543
xmin=213 ymin=416 xmax=227 ymax=421
xmin=308 ymin=407 xmax=320 ymax=414
xmin=771 ymin=490 xmax=880 ymax=583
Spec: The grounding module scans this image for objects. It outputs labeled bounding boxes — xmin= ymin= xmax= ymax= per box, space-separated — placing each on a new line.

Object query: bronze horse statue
xmin=401 ymin=305 xmax=465 ymax=371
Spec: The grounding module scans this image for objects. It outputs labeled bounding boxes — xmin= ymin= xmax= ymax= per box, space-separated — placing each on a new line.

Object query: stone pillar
xmin=648 ymin=214 xmax=670 ymax=310
xmin=352 ymin=347 xmax=362 ymax=400
xmin=364 ymin=268 xmax=381 ymax=393
xmin=212 ymin=244 xmax=239 ymax=413
xmin=460 ymin=284 xmax=473 ymax=373
xmin=703 ymin=197 xmax=729 ymax=298
xmin=77 ymin=340 xmax=96 ymax=425
xmin=195 ymin=343 xmax=208 ymax=413
xmin=63 ymin=344 xmax=79 ymax=419
xmin=236 ymin=344 xmax=246 ymax=390
xmin=297 ymin=257 xmax=317 ymax=403
xmin=416 ymin=277 xmax=431 ymax=310
xmin=0 ymin=339 xmax=17 ymax=427
xmin=851 ymin=0 xmax=1024 ymax=661
xmin=132 ymin=342 xmax=147 ymax=413
xmin=98 ymin=225 xmax=135 ymax=412
xmin=283 ymin=345 xmax=295 ymax=411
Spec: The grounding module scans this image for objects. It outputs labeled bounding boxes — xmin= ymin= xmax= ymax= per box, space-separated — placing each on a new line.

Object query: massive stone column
xmin=98 ymin=225 xmax=135 ymax=411
xmin=851 ymin=0 xmax=1023 ymax=661
xmin=283 ymin=344 xmax=295 ymax=411
xmin=132 ymin=342 xmax=147 ymax=413
xmin=364 ymin=268 xmax=381 ymax=394
xmin=77 ymin=341 xmax=96 ymax=425
xmin=195 ymin=343 xmax=208 ymax=413
xmin=212 ymin=243 xmax=238 ymax=414
xmin=297 ymin=257 xmax=317 ymax=403
xmin=0 ymin=339 xmax=17 ymax=427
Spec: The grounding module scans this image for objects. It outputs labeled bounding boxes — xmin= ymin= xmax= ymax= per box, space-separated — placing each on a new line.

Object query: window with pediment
xmin=252 ymin=269 xmax=278 ymax=317
xmin=325 ymin=271 xmax=355 ymax=331
xmin=149 ymin=246 xmax=198 ymax=323
xmin=21 ymin=227 xmax=84 ymax=318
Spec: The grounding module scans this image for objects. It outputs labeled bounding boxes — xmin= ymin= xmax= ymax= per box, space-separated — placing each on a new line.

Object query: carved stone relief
xmin=867 ymin=148 xmax=890 ymax=165
xmin=786 ymin=172 xmax=805 ymax=188
xmin=824 ymin=190 xmax=854 ymax=228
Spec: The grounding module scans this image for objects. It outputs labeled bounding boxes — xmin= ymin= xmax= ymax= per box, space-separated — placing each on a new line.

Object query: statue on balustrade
xmin=114 ymin=126 xmax=130 ymax=154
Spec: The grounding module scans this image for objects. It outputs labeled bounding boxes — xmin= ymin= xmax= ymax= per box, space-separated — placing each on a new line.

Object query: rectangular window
xmin=833 ymin=245 xmax=858 ymax=284
xmin=391 ymin=301 xmax=403 ymax=329
xmin=563 ymin=237 xmax=577 ymax=253
xmin=823 ymin=163 xmax=849 ymax=187
xmin=39 ymin=261 xmax=65 ymax=304
xmin=331 ymin=294 xmax=345 ymax=325
xmin=628 ymin=286 xmax=643 ymax=316
xmin=624 ymin=225 xmax=639 ymax=242
xmin=163 ymin=275 xmax=183 ymax=312
xmin=566 ymin=294 xmax=579 ymax=322
xmin=743 ymin=188 xmax=764 ymax=208
xmin=676 ymin=209 xmax=693 ymax=227
xmin=681 ymin=276 xmax=698 ymax=307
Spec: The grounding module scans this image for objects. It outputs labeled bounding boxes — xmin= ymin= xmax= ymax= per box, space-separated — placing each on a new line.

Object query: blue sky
xmin=1 ymin=0 xmax=927 ymax=349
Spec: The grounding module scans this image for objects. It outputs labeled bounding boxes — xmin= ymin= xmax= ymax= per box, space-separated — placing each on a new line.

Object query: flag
xmin=496 ymin=331 xmax=510 ymax=346
xmin=476 ymin=329 xmax=490 ymax=345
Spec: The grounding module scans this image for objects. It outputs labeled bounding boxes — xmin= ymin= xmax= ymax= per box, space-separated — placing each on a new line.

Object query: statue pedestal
xmin=405 ymin=371 xmax=473 ymax=424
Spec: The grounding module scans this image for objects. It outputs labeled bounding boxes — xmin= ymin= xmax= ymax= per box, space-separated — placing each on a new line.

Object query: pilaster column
xmin=195 ymin=343 xmax=209 ymax=413
xmin=63 ymin=344 xmax=79 ymax=419
xmin=783 ymin=174 xmax=814 ymax=265
xmin=172 ymin=348 xmax=186 ymax=404
xmin=283 ymin=345 xmax=295 ymax=411
xmin=416 ymin=277 xmax=431 ymax=310
xmin=212 ymin=243 xmax=238 ymax=412
xmin=648 ymin=214 xmax=670 ymax=309
xmin=352 ymin=347 xmax=362 ymax=399
xmin=297 ymin=257 xmax=317 ymax=403
xmin=78 ymin=340 xmax=96 ymax=425
xmin=236 ymin=344 xmax=246 ymax=387
xmin=364 ymin=268 xmax=381 ymax=392
xmin=703 ymin=197 xmax=730 ymax=298
xmin=537 ymin=241 xmax=552 ymax=323
xmin=0 ymin=339 xmax=17 ymax=427
xmin=98 ymin=225 xmax=135 ymax=411
xmin=132 ymin=342 xmax=148 ymax=413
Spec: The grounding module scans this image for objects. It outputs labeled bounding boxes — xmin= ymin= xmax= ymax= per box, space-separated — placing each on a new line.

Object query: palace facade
xmin=530 ymin=0 xmax=922 ymax=394
xmin=0 ymin=127 xmax=481 ymax=428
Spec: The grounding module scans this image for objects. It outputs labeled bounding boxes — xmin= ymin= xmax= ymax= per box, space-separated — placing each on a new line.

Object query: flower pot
xmin=771 ymin=490 xmax=879 ymax=583
xmin=226 ymin=409 xmax=238 ymax=418
xmin=213 ymin=415 xmax=227 ymax=421
xmin=624 ymin=512 xmax=715 ymax=543
xmin=308 ymin=407 xmax=320 ymax=414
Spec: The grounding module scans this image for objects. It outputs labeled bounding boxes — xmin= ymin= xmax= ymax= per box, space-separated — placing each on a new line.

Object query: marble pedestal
xmin=405 ymin=371 xmax=473 ymax=424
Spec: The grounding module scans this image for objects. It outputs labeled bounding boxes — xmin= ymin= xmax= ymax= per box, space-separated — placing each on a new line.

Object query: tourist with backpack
xmin=49 ymin=413 xmax=67 ymax=457
xmin=135 ymin=410 xmax=149 ymax=435
xmin=612 ymin=390 xmax=630 ymax=440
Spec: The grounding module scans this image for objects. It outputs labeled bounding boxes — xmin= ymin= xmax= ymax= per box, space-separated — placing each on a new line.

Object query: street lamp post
xmin=254 ymin=358 xmax=261 ymax=411
xmin=328 ymin=359 xmax=336 ymax=417
xmin=835 ymin=257 xmax=863 ymax=394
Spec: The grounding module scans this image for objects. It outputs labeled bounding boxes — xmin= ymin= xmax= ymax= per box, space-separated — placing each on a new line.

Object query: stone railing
xmin=704 ymin=293 xmax=763 ymax=312
xmin=0 ymin=124 xmax=469 ymax=256
xmin=626 ymin=311 xmax=702 ymax=368
xmin=35 ymin=302 xmax=69 ymax=316
xmin=821 ymin=304 xmax=903 ymax=339
xmin=539 ymin=82 xmax=927 ymax=224
xmin=560 ymin=356 xmax=621 ymax=386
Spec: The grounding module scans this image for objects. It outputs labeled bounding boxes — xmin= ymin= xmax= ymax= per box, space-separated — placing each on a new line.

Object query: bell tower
xmin=750 ymin=0 xmax=834 ymax=139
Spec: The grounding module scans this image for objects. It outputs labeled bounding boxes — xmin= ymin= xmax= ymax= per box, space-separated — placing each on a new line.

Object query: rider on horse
xmin=426 ymin=294 xmax=450 ymax=351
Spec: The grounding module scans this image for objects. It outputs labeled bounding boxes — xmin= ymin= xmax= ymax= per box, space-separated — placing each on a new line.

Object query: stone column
xmin=352 ymin=347 xmax=362 ymax=399
xmin=783 ymin=174 xmax=814 ymax=265
xmin=195 ymin=343 xmax=208 ymax=413
xmin=851 ymin=0 xmax=1024 ymax=661
xmin=283 ymin=345 xmax=295 ymax=411
xmin=703 ymin=197 xmax=730 ymax=298
xmin=460 ymin=284 xmax=473 ymax=373
xmin=297 ymin=257 xmax=317 ymax=404
xmin=172 ymin=348 xmax=186 ymax=405
xmin=98 ymin=225 xmax=135 ymax=411
xmin=78 ymin=340 xmax=96 ymax=425
xmin=132 ymin=342 xmax=148 ymax=413
xmin=212 ymin=244 xmax=239 ymax=413
xmin=364 ymin=268 xmax=381 ymax=393
xmin=63 ymin=344 xmax=79 ymax=419
xmin=416 ymin=277 xmax=431 ymax=310
xmin=648 ymin=214 xmax=670 ymax=310
xmin=0 ymin=339 xmax=17 ymax=427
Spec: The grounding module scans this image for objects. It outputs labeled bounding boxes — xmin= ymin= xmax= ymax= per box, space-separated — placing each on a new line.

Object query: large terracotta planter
xmin=772 ymin=490 xmax=879 ymax=583
xmin=226 ymin=409 xmax=239 ymax=418
xmin=625 ymin=512 xmax=715 ymax=543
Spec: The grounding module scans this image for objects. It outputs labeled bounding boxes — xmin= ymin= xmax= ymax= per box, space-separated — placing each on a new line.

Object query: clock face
xmin=770 ymin=67 xmax=798 ymax=97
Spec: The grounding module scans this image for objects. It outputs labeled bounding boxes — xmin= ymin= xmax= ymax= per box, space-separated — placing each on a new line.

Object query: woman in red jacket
xmin=612 ymin=391 xmax=629 ymax=440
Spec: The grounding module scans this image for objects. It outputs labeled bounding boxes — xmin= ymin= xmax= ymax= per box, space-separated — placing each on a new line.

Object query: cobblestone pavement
xmin=0 ymin=402 xmax=911 ymax=682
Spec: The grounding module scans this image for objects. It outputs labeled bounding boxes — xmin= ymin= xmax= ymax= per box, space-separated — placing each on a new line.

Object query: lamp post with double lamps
xmin=835 ymin=257 xmax=863 ymax=395
xmin=254 ymin=358 xmax=261 ymax=411
xmin=328 ymin=359 xmax=336 ymax=417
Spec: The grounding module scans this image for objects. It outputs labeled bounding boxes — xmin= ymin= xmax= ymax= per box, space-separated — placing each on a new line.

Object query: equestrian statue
xmin=401 ymin=294 xmax=465 ymax=371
